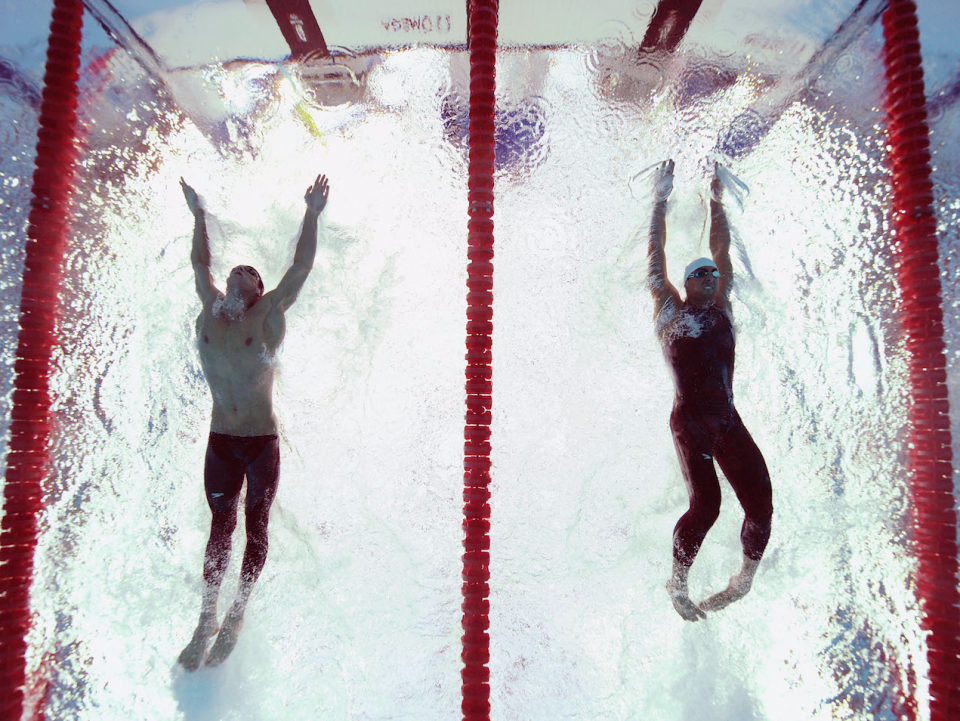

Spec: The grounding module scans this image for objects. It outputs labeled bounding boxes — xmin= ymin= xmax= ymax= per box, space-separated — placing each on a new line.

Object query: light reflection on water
xmin=0 ymin=12 xmax=954 ymax=721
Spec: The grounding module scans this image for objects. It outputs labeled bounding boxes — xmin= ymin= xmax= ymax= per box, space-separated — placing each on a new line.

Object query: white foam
xmin=0 ymin=7 xmax=954 ymax=720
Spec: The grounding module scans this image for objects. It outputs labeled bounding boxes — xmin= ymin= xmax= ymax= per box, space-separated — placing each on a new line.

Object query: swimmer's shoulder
xmin=195 ymin=298 xmax=216 ymax=332
xmin=197 ymin=289 xmax=224 ymax=314
xmin=654 ymin=296 xmax=682 ymax=342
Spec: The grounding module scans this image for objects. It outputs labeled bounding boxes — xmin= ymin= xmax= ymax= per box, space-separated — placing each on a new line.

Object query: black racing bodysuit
xmin=202 ymin=433 xmax=280 ymax=589
xmin=663 ymin=301 xmax=772 ymax=567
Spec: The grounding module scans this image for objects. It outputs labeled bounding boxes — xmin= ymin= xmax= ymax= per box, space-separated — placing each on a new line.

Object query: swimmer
xmin=177 ymin=173 xmax=330 ymax=668
xmin=646 ymin=160 xmax=772 ymax=621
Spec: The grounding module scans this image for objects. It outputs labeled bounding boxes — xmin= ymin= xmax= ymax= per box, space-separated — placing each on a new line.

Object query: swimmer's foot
xmin=178 ymin=613 xmax=219 ymax=671
xmin=698 ymin=557 xmax=760 ymax=613
xmin=205 ymin=602 xmax=245 ymax=667
xmin=666 ymin=559 xmax=706 ymax=621
xmin=666 ymin=578 xmax=706 ymax=622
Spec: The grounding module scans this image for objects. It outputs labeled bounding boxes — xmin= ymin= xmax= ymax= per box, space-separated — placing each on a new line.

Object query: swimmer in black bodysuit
xmin=646 ymin=159 xmax=772 ymax=621
xmin=177 ymin=174 xmax=330 ymax=668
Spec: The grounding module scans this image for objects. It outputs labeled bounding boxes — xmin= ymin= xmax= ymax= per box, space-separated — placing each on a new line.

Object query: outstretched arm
xmin=647 ymin=159 xmax=682 ymax=319
xmin=267 ymin=174 xmax=330 ymax=312
xmin=182 ymin=178 xmax=219 ymax=304
xmin=709 ymin=164 xmax=734 ymax=310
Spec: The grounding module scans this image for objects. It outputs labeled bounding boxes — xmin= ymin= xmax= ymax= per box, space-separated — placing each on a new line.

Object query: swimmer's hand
xmin=710 ymin=162 xmax=724 ymax=202
xmin=710 ymin=162 xmax=748 ymax=210
xmin=304 ymin=173 xmax=330 ymax=215
xmin=653 ymin=159 xmax=674 ymax=204
xmin=180 ymin=177 xmax=203 ymax=215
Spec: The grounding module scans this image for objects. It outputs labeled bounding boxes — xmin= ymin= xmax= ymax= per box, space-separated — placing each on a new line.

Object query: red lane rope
xmin=461 ymin=1 xmax=497 ymax=720
xmin=881 ymin=1 xmax=960 ymax=719
xmin=3 ymin=4 xmax=953 ymax=721
xmin=0 ymin=0 xmax=84 ymax=717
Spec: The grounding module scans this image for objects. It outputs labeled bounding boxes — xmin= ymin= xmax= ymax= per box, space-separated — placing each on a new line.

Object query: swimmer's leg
xmin=699 ymin=413 xmax=772 ymax=613
xmin=180 ymin=436 xmax=244 ymax=671
xmin=207 ymin=437 xmax=280 ymax=666
xmin=666 ymin=557 xmax=706 ymax=622
xmin=667 ymin=408 xmax=720 ymax=621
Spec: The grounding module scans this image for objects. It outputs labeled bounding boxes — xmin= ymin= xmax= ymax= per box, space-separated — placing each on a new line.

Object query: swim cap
xmin=684 ymin=257 xmax=717 ymax=280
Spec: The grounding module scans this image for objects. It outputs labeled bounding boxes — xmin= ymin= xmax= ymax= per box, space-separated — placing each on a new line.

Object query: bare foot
xmin=666 ymin=579 xmax=706 ymax=622
xmin=698 ymin=573 xmax=753 ymax=612
xmin=178 ymin=614 xmax=219 ymax=671
xmin=699 ymin=557 xmax=760 ymax=612
xmin=205 ymin=603 xmax=244 ymax=667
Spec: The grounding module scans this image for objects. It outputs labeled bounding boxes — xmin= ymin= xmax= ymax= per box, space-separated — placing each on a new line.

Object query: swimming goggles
xmin=688 ymin=267 xmax=720 ymax=279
